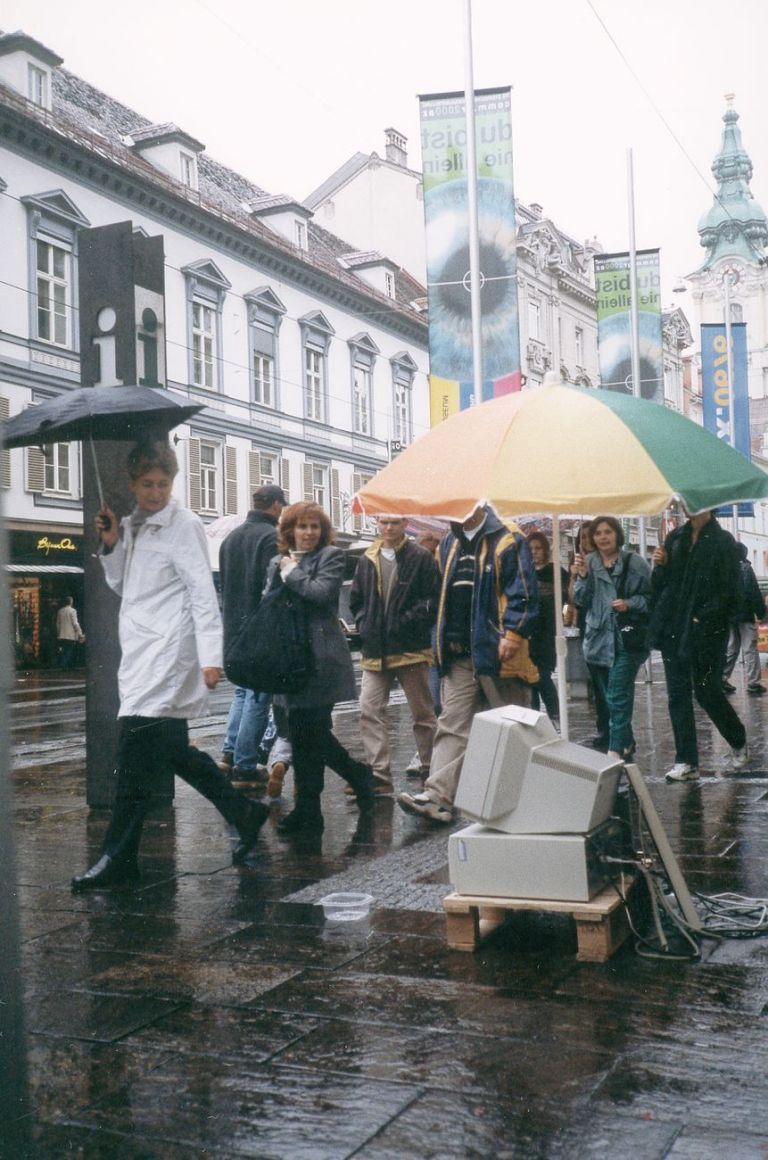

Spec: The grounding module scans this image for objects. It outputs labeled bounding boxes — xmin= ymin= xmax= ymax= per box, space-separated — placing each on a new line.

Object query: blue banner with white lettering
xmin=701 ymin=321 xmax=753 ymax=516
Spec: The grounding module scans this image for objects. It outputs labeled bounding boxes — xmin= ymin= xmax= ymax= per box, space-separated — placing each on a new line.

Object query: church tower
xmin=688 ymin=95 xmax=768 ymax=402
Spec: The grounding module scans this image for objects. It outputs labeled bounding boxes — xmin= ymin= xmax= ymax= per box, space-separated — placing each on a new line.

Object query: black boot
xmin=232 ymin=801 xmax=270 ymax=864
xmin=71 ymin=853 xmax=139 ymax=893
xmin=276 ymin=799 xmax=324 ymax=835
xmin=343 ymin=762 xmax=376 ymax=813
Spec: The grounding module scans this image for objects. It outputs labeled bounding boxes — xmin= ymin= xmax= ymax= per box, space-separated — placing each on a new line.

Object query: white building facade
xmin=0 ymin=32 xmax=428 ymax=666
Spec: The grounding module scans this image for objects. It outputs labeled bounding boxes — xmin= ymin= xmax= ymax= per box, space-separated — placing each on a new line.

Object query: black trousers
xmin=101 ymin=717 xmax=250 ymax=863
xmin=288 ymin=706 xmax=366 ymax=804
xmin=662 ymin=629 xmax=747 ymax=767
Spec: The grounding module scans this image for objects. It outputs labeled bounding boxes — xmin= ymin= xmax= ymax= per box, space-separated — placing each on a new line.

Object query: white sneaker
xmin=404 ymin=750 xmax=422 ymax=774
xmin=397 ymin=791 xmax=454 ymax=824
xmin=665 ymin=763 xmax=700 ymax=782
xmin=729 ymin=746 xmax=748 ymax=771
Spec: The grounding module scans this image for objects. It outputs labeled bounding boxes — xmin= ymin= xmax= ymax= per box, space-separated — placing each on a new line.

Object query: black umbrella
xmin=2 ymin=385 xmax=204 ymax=504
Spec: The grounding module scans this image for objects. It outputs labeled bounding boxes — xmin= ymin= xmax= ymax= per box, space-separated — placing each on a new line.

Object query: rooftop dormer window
xmin=28 ymin=63 xmax=47 ymax=107
xmin=180 ymin=151 xmax=197 ymax=189
xmin=130 ymin=123 xmax=204 ymax=191
xmin=295 ymin=220 xmax=308 ymax=251
xmin=0 ymin=31 xmax=62 ymax=110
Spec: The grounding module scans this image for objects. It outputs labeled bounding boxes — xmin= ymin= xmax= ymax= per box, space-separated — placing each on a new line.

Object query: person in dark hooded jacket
xmin=722 ymin=541 xmax=766 ymax=696
xmin=650 ymin=509 xmax=747 ymax=781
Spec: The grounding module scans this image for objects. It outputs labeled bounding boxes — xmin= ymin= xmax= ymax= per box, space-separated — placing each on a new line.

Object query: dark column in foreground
xmin=79 ymin=222 xmax=172 ymax=807
xmin=0 ymin=505 xmax=31 ymax=1153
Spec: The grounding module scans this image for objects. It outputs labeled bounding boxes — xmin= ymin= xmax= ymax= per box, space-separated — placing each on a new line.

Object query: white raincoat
xmin=100 ymin=498 xmax=223 ymax=719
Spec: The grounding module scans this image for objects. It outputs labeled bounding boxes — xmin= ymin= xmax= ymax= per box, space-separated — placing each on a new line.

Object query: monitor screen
xmin=454 ymin=705 xmax=622 ymax=834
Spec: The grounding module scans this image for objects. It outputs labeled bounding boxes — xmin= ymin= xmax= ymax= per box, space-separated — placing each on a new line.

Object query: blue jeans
xmin=223 ymin=686 xmax=271 ymax=771
xmin=588 ymin=647 xmax=643 ymax=754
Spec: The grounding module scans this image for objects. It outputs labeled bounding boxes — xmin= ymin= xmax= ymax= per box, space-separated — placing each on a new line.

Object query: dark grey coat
xmin=267 ymin=545 xmax=357 ymax=710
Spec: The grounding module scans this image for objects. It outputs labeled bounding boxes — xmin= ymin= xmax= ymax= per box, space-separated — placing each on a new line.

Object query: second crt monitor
xmin=454 ymin=705 xmax=623 ymax=835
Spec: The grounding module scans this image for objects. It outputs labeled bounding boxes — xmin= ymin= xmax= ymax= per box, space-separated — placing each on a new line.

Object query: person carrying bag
xmin=573 ymin=516 xmax=651 ymax=763
xmin=224 ymin=569 xmax=313 ymax=695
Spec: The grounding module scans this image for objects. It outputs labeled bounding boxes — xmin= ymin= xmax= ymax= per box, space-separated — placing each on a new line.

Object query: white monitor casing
xmin=454 ymin=705 xmax=623 ymax=835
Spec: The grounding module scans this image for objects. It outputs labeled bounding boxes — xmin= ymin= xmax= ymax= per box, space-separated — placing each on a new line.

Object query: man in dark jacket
xmin=651 ymin=509 xmax=747 ymax=781
xmin=398 ymin=506 xmax=539 ymax=822
xmin=349 ymin=517 xmax=440 ymax=794
xmin=722 ymin=541 xmax=766 ymax=696
xmin=219 ymin=484 xmax=286 ymax=783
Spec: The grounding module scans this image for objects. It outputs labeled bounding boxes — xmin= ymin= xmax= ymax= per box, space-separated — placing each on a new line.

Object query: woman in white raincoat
xmin=72 ymin=441 xmax=268 ymax=892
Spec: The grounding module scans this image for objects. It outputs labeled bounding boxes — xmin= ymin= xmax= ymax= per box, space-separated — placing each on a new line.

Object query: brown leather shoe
xmin=266 ymin=761 xmax=287 ymax=798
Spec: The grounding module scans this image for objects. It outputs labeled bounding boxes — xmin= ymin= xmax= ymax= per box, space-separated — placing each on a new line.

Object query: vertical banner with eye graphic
xmin=701 ymin=321 xmax=753 ymax=517
xmin=419 ymin=87 xmax=520 ymax=426
xmin=594 ymin=250 xmax=663 ymax=403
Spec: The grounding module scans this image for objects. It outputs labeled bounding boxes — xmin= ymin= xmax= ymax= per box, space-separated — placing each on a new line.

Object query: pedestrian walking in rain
xmin=650 ymin=508 xmax=748 ymax=781
xmin=722 ymin=541 xmax=766 ymax=696
xmin=572 ymin=516 xmax=651 ymax=763
xmin=349 ymin=516 xmax=439 ymax=794
xmin=269 ymin=502 xmax=375 ymax=835
xmin=568 ymin=520 xmax=610 ymax=750
xmin=398 ymin=505 xmax=539 ymax=824
xmin=71 ymin=442 xmax=268 ymax=892
xmin=56 ymin=595 xmax=84 ymax=670
xmin=218 ymin=484 xmax=288 ymax=789
xmin=526 ymin=530 xmax=569 ymax=730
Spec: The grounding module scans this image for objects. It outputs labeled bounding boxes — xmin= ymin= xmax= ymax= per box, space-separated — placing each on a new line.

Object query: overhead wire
xmin=585 ymin=0 xmax=768 ymax=270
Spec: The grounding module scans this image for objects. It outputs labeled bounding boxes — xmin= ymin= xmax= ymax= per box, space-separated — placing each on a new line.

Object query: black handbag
xmin=615 ymin=554 xmax=649 ymax=655
xmin=224 ymin=580 xmax=313 ymax=694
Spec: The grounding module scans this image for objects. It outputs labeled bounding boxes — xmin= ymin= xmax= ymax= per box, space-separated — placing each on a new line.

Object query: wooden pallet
xmin=443 ymin=878 xmax=633 ymax=963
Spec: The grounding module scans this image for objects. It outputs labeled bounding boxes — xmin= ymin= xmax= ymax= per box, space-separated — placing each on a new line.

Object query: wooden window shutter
xmin=279 ymin=457 xmax=290 ymax=502
xmin=188 ymin=437 xmax=201 ymax=512
xmin=26 ymin=446 xmax=45 ymax=493
xmin=331 ymin=467 xmax=341 ymax=529
xmin=302 ymin=462 xmax=314 ymax=502
xmin=224 ymin=445 xmax=238 ymax=515
xmin=0 ymin=398 xmax=10 ymax=489
xmin=352 ymin=471 xmax=363 ymax=532
xmin=248 ymin=450 xmax=261 ymax=497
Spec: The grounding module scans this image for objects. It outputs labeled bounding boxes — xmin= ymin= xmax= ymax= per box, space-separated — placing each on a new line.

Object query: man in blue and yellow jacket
xmin=399 ymin=505 xmax=539 ymax=823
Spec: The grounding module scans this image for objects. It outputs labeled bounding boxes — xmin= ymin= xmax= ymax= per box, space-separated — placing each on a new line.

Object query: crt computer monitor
xmin=454 ymin=705 xmax=623 ymax=835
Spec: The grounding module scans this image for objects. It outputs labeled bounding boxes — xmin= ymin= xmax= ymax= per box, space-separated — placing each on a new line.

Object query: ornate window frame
xmin=245 ymin=286 xmax=286 ymax=410
xmin=21 ymin=190 xmax=90 ymax=353
xmin=348 ymin=332 xmax=380 ymax=437
xmin=299 ymin=310 xmax=334 ymax=423
xmin=182 ymin=259 xmax=231 ymax=392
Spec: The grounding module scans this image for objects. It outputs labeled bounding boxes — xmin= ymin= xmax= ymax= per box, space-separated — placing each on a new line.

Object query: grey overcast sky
xmin=4 ymin=0 xmax=768 ymax=303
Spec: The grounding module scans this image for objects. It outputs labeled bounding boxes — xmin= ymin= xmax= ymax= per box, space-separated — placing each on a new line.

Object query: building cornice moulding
xmin=0 ymin=93 xmax=428 ymax=347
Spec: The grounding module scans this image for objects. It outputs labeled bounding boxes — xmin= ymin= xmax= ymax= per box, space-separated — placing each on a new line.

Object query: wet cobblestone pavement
xmin=8 ymin=660 xmax=768 ymax=1158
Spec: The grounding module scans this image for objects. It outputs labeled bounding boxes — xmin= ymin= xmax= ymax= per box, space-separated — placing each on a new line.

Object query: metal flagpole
xmin=627 ymin=149 xmax=652 ymax=684
xmin=627 ymin=149 xmax=647 ymax=558
xmin=463 ymin=0 xmax=483 ymax=406
xmin=723 ymin=271 xmax=739 ymax=536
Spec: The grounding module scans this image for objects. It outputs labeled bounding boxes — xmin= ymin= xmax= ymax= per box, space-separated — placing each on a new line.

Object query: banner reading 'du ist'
xmin=419 ymin=87 xmax=521 ymax=426
xmin=594 ymin=250 xmax=663 ymax=403
xmin=701 ymin=321 xmax=753 ymax=517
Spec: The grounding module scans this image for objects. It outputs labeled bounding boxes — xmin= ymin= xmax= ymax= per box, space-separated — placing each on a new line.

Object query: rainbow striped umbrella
xmin=354 ymin=379 xmax=768 ymax=740
xmin=355 ymin=380 xmax=768 ymax=521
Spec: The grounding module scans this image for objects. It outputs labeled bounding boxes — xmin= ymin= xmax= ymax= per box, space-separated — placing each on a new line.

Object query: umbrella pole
xmin=552 ymin=515 xmax=569 ymax=741
xmin=88 ymin=434 xmax=104 ymax=509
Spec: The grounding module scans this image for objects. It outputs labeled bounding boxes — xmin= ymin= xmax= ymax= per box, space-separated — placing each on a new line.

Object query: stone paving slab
xmin=8 ymin=668 xmax=768 ymax=1158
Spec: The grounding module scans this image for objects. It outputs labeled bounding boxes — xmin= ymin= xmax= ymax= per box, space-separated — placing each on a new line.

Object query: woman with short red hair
xmin=270 ymin=502 xmax=374 ymax=834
